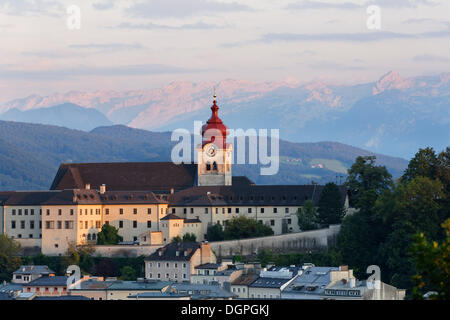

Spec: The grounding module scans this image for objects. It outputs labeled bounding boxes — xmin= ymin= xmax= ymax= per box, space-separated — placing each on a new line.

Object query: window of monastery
xmin=24 ymin=209 xmax=28 ymax=215
xmin=248 ymin=208 xmax=252 ymax=213
xmin=120 ymin=208 xmax=124 ymax=215
xmin=106 ymin=208 xmax=110 ymax=215
xmin=19 ymin=209 xmax=22 ymax=215
xmin=58 ymin=209 xmax=62 ymax=215
xmin=273 ymin=208 xmax=277 ymax=213
xmin=30 ymin=221 xmax=34 ymax=229
xmin=12 ymin=209 xmax=16 ymax=215
xmin=11 ymin=221 xmax=16 ymax=229
xmin=148 ymin=208 xmax=151 ymax=214
xmin=133 ymin=208 xmax=137 ymax=215
xmin=235 ymin=208 xmax=239 ymax=213
xmin=70 ymin=209 xmax=74 ymax=215
xmin=20 ymin=221 xmax=25 ymax=229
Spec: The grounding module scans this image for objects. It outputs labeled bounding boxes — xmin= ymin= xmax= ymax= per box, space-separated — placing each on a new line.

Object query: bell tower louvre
xmin=196 ymin=93 xmax=233 ymax=186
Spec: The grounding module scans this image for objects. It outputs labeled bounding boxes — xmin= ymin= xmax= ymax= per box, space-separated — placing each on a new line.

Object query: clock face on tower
xmin=205 ymin=144 xmax=217 ymax=157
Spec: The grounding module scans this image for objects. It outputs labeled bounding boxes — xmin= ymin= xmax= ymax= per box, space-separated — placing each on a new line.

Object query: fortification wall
xmin=210 ymin=225 xmax=341 ymax=257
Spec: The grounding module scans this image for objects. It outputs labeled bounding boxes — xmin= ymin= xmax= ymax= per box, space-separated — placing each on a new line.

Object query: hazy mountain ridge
xmin=0 ymin=120 xmax=408 ymax=191
xmin=0 ymin=103 xmax=112 ymax=131
xmin=1 ymin=71 xmax=448 ymax=158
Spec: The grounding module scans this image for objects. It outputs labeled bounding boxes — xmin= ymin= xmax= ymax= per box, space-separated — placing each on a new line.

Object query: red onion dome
xmin=201 ymin=95 xmax=228 ymax=148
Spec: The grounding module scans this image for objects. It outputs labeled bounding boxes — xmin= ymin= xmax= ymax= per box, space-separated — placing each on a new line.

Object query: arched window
xmin=87 ymin=234 xmax=91 ymax=241
xmin=206 ymin=162 xmax=211 ymax=171
xmin=92 ymin=233 xmax=96 ymax=240
xmin=213 ymin=162 xmax=218 ymax=171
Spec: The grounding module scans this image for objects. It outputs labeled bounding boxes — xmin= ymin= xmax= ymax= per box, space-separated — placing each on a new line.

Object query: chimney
xmin=100 ymin=184 xmax=106 ymax=194
xmin=201 ymin=241 xmax=213 ymax=264
xmin=85 ymin=184 xmax=91 ymax=190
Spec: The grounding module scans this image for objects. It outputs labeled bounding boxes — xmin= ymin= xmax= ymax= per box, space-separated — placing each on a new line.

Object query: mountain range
xmin=1 ymin=71 xmax=448 ymax=159
xmin=0 ymin=120 xmax=408 ymax=191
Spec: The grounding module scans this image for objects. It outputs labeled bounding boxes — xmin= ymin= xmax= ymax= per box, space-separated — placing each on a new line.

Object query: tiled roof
xmin=106 ymin=280 xmax=172 ymax=291
xmin=34 ymin=295 xmax=90 ymax=300
xmin=100 ymin=191 xmax=165 ymax=204
xmin=169 ymin=185 xmax=348 ymax=207
xmin=232 ymin=273 xmax=259 ymax=286
xmin=161 ymin=214 xmax=184 ymax=221
xmin=249 ymin=277 xmax=291 ymax=288
xmin=0 ymin=192 xmax=14 ymax=205
xmin=13 ymin=265 xmax=54 ymax=275
xmin=145 ymin=242 xmax=202 ymax=261
xmin=169 ymin=283 xmax=236 ymax=299
xmin=195 ymin=263 xmax=221 ymax=270
xmin=50 ymin=162 xmax=197 ymax=192
xmin=26 ymin=276 xmax=68 ymax=287
xmin=4 ymin=191 xmax=60 ymax=206
xmin=5 ymin=189 xmax=165 ymax=206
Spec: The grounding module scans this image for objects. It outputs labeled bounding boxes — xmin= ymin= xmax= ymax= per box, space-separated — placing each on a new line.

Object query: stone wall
xmin=91 ymin=245 xmax=162 ymax=258
xmin=210 ymin=225 xmax=341 ymax=258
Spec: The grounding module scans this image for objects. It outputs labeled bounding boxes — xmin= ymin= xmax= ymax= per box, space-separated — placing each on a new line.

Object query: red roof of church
xmin=201 ymin=96 xmax=228 ymax=148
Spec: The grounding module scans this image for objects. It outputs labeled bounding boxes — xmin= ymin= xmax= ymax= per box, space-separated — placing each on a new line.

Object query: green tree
xmin=297 ymin=200 xmax=318 ymax=231
xmin=317 ymin=183 xmax=345 ymax=226
xmin=63 ymin=242 xmax=95 ymax=274
xmin=0 ymin=235 xmax=22 ymax=282
xmin=411 ymin=219 xmax=450 ymax=300
xmin=206 ymin=223 xmax=225 ymax=241
xmin=97 ymin=224 xmax=123 ymax=245
xmin=224 ymin=216 xmax=274 ymax=240
xmin=337 ymin=189 xmax=385 ymax=278
xmin=182 ymin=233 xmax=197 ymax=242
xmin=345 ymin=155 xmax=393 ymax=207
xmin=119 ymin=266 xmax=137 ymax=281
xmin=402 ymin=147 xmax=438 ymax=183
xmin=172 ymin=236 xmax=182 ymax=243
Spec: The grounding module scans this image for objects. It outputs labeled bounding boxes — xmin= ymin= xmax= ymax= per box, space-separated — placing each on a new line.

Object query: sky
xmin=0 ymin=0 xmax=449 ymax=103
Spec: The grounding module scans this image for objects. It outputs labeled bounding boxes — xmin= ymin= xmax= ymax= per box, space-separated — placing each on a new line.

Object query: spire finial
xmin=213 ymin=87 xmax=217 ymax=100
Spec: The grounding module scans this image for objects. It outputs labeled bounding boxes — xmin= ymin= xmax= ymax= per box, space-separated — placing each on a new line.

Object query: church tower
xmin=197 ymin=93 xmax=232 ymax=186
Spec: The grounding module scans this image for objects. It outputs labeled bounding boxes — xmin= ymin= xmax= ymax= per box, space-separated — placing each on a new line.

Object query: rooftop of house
xmin=282 ymin=267 xmax=340 ymax=296
xmin=13 ymin=265 xmax=54 ymax=275
xmin=106 ymin=280 xmax=173 ymax=291
xmin=50 ymin=162 xmax=198 ymax=192
xmin=232 ymin=273 xmax=259 ymax=286
xmin=168 ymin=283 xmax=236 ymax=299
xmin=33 ymin=295 xmax=90 ymax=300
xmin=26 ymin=276 xmax=68 ymax=287
xmin=127 ymin=292 xmax=190 ymax=299
xmin=145 ymin=242 xmax=203 ymax=262
xmin=195 ymin=263 xmax=222 ymax=270
xmin=161 ymin=214 xmax=184 ymax=221
xmin=249 ymin=277 xmax=292 ymax=289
